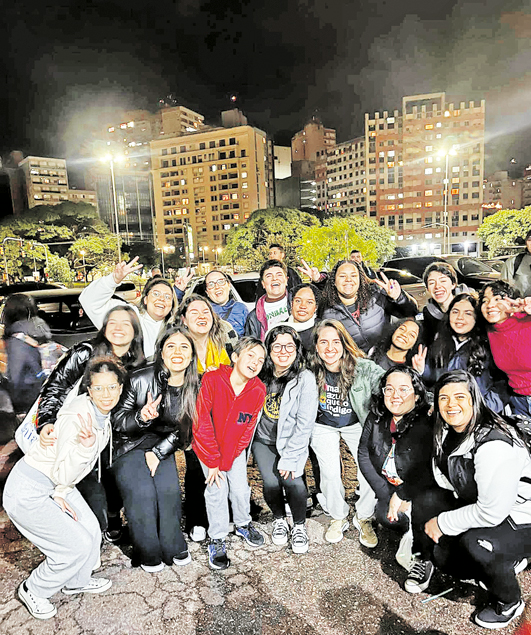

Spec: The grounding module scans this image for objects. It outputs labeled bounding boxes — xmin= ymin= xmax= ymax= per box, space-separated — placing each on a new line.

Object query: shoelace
xmin=292 ymin=527 xmax=307 ymax=543
xmin=409 ymin=561 xmax=426 ymax=580
xmin=212 ymin=540 xmax=226 ymax=555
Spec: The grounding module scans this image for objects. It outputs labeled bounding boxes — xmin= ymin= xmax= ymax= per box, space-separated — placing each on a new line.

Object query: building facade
xmin=482 ymin=171 xmax=522 ymax=216
xmin=151 ymin=125 xmax=273 ymax=262
xmin=324 ymin=136 xmax=366 ymax=216
xmin=18 ymin=156 xmax=70 ymax=208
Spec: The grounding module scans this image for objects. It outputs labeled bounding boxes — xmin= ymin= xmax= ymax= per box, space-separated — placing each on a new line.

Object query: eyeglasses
xmin=271 ymin=343 xmax=296 ymax=353
xmin=206 ymin=279 xmax=227 ymax=290
xmin=90 ymin=384 xmax=121 ymax=394
xmin=383 ymin=386 xmax=414 ymax=398
xmin=149 ymin=290 xmax=173 ymax=302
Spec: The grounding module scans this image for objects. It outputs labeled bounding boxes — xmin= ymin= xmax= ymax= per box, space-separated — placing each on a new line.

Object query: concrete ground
xmin=1 ymin=442 xmax=531 ymax=635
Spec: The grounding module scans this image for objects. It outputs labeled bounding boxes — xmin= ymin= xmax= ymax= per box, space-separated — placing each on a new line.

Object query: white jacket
xmin=24 ymin=394 xmax=111 ymax=498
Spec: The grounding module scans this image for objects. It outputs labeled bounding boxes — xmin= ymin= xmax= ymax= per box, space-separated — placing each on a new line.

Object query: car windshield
xmin=382 ymin=270 xmax=422 ymax=285
xmin=232 ymin=280 xmax=258 ymax=303
xmin=454 ymin=258 xmax=494 ymax=275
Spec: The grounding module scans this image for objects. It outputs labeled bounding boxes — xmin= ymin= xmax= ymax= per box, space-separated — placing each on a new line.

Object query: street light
xmin=421 ymin=223 xmax=450 ymax=256
xmin=199 ymin=246 xmax=209 ymax=263
xmin=161 ymin=244 xmax=175 ymax=278
xmin=215 ymin=247 xmax=222 ymax=265
xmin=463 ymin=241 xmax=470 ymax=256
xmin=436 ymin=147 xmax=458 ymax=254
xmin=100 ymin=153 xmax=123 ymax=261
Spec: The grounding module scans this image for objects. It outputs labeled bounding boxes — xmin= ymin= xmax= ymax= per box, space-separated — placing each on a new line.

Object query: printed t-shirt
xmin=317 ymin=371 xmax=358 ymax=428
xmin=256 ymin=378 xmax=282 ymax=444
xmin=264 ymin=296 xmax=289 ymax=330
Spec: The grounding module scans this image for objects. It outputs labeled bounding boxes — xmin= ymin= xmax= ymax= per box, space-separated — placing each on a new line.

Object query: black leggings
xmin=252 ymin=439 xmax=307 ymax=525
xmin=183 ymin=449 xmax=208 ymax=532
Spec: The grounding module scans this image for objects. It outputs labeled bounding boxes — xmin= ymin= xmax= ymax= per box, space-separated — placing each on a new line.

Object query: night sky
xmin=2 ymin=0 xmax=531 ymax=177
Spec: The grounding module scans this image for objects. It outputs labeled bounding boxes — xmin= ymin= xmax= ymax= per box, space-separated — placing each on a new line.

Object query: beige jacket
xmin=24 ymin=394 xmax=111 ymax=498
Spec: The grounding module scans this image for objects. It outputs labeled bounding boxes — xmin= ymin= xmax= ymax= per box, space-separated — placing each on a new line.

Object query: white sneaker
xmin=140 ymin=563 xmax=165 ymax=573
xmin=189 ymin=526 xmax=206 ymax=542
xmin=173 ymin=551 xmax=192 ymax=566
xmin=291 ymin=524 xmax=309 ymax=554
xmin=18 ymin=581 xmax=57 ymax=619
xmin=271 ymin=518 xmax=290 ymax=546
xmin=62 ymin=577 xmax=112 ymax=595
xmin=325 ymin=518 xmax=349 ymax=543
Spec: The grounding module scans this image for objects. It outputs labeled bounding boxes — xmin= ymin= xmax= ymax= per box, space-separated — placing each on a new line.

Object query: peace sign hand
xmin=374 ymin=271 xmax=401 ymax=300
xmin=173 ymin=267 xmax=194 ymax=291
xmin=297 ymin=259 xmax=321 ymax=283
xmin=412 ymin=344 xmax=427 ymax=375
xmin=113 ymin=256 xmax=143 ymax=284
xmin=140 ymin=392 xmax=162 ymax=423
xmin=78 ymin=413 xmax=96 ymax=448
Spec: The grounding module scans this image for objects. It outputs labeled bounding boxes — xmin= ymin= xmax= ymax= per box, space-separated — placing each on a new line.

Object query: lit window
xmin=241 ymin=171 xmax=247 ymax=178
xmin=425 ymin=202 xmax=433 ymax=207
xmin=425 ymin=124 xmax=434 ymax=130
xmin=425 ymin=168 xmax=433 ymax=174
xmin=242 ymin=183 xmax=248 ymax=189
xmin=436 ymin=133 xmax=442 ymax=139
xmin=452 ymin=166 xmax=460 ymax=172
xmin=436 ymin=123 xmax=442 ymax=128
xmin=425 ymin=190 xmax=433 ymax=196
xmin=120 ymin=123 xmax=127 ymax=129
xmin=108 ymin=127 xmax=115 ymax=133
xmin=425 ymin=146 xmax=433 ymax=152
xmin=127 ymin=121 xmax=134 ymax=128
xmin=444 ymin=111 xmax=451 ymax=117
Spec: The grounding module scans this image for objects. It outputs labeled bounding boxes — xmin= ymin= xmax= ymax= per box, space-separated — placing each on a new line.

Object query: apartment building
xmin=482 ymin=171 xmax=522 ymax=217
xmin=151 ymin=125 xmax=273 ymax=261
xmin=18 ymin=156 xmax=70 ymax=208
xmin=325 ymin=136 xmax=366 ymax=215
xmin=68 ymin=188 xmax=99 ymax=210
xmin=365 ymin=92 xmax=486 ymax=255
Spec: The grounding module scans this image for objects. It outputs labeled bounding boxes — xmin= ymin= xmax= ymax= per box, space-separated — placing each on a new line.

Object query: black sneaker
xmin=235 ymin=523 xmax=265 ymax=548
xmin=474 ymin=599 xmax=525 ymax=629
xmin=404 ymin=559 xmax=434 ymax=594
xmin=208 ymin=539 xmax=230 ymax=570
xmin=103 ymin=528 xmax=122 ymax=543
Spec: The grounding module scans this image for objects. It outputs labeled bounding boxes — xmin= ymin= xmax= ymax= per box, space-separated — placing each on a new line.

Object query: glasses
xmin=91 ymin=384 xmax=121 ymax=394
xmin=272 ymin=343 xmax=296 ymax=353
xmin=206 ymin=279 xmax=227 ymax=290
xmin=150 ymin=290 xmax=173 ymax=302
xmin=383 ymin=386 xmax=414 ymax=398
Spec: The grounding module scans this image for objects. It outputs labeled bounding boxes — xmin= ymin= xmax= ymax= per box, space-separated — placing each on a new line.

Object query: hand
xmin=140 ymin=392 xmax=162 ymax=422
xmin=78 ymin=413 xmax=96 ymax=448
xmin=374 ymin=271 xmax=401 ymax=300
xmin=173 ymin=267 xmax=193 ymax=291
xmin=278 ymin=469 xmax=296 ymax=480
xmin=53 ymin=496 xmax=78 ymax=521
xmin=387 ymin=492 xmax=405 ymax=523
xmin=112 ymin=256 xmax=143 ymax=284
xmin=501 ymin=296 xmax=531 ymax=316
xmin=411 ymin=344 xmax=427 ymax=375
xmin=425 ymin=516 xmax=443 ymax=543
xmin=145 ymin=451 xmax=160 ymax=477
xmin=297 ymin=259 xmax=321 ymax=283
xmin=205 ymin=466 xmax=225 ymax=488
xmin=39 ymin=424 xmax=56 ymax=448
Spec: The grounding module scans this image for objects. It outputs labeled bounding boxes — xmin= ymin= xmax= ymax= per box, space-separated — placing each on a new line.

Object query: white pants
xmin=310 ymin=422 xmax=376 ymax=521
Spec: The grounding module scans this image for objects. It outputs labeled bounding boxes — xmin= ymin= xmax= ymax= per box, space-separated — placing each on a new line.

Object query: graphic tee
xmin=256 ymin=379 xmax=282 ymax=444
xmin=317 ymin=371 xmax=358 ymax=428
xmin=264 ymin=296 xmax=289 ymax=330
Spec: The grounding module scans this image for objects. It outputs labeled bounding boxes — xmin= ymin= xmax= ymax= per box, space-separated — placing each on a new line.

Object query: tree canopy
xmin=477 ymin=207 xmax=531 ymax=255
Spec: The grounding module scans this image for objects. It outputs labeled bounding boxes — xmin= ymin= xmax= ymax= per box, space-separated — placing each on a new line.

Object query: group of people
xmin=3 ymin=239 xmax=531 ymax=630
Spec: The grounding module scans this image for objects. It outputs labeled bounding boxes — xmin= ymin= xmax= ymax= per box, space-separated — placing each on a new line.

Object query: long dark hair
xmin=369 ymin=317 xmax=422 ymax=366
xmin=175 ymin=293 xmax=228 ymax=353
xmin=139 ymin=277 xmax=176 ymax=322
xmin=2 ymin=294 xmax=38 ymax=337
xmin=309 ymin=319 xmax=365 ymax=401
xmin=318 ymin=260 xmax=374 ymax=316
xmin=91 ymin=305 xmax=145 ymax=370
xmin=429 ymin=293 xmax=488 ymax=377
xmin=478 ymin=280 xmax=521 ymax=331
xmin=154 ymin=325 xmax=200 ymax=446
xmin=81 ymin=355 xmax=127 ymax=392
xmin=260 ymin=325 xmax=305 ymax=397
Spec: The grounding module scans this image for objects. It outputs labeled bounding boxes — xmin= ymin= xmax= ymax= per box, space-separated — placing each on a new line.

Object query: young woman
xmin=319 ymin=260 xmax=418 ymax=353
xmin=112 ymin=326 xmax=200 ymax=572
xmin=2 ymin=293 xmax=52 ymax=414
xmin=368 ymin=318 xmax=422 ymax=371
xmin=358 ymin=367 xmax=433 ymax=565
xmin=405 ymin=370 xmax=531 ymax=629
xmin=3 ymin=357 xmax=126 ymax=620
xmin=479 ymin=280 xmax=531 ymax=418
xmin=418 ymin=293 xmax=507 ymax=413
xmin=309 ymin=319 xmax=384 ymax=546
xmin=252 ymin=325 xmax=318 ymax=553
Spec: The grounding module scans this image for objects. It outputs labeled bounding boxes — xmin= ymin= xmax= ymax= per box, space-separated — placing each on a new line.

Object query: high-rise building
xmin=365 ymin=92 xmax=486 ymax=255
xmin=521 ymin=165 xmax=531 ymax=209
xmin=150 ymin=123 xmax=273 ymax=262
xmin=482 ymin=171 xmax=522 ymax=217
xmin=324 ymin=137 xmax=366 ymax=216
xmin=18 ymin=156 xmax=70 ymax=208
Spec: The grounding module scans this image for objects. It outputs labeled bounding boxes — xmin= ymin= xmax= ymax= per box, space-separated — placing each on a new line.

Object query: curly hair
xmin=318 ymin=260 xmax=374 ymax=316
xmin=478 ymin=280 xmax=521 ymax=331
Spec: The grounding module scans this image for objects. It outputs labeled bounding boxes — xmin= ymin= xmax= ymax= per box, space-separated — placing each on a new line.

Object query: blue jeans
xmin=510 ymin=394 xmax=531 ymax=418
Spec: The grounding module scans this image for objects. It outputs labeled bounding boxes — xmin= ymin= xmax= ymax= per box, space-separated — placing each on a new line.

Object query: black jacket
xmin=112 ymin=363 xmax=186 ymax=462
xmin=358 ymin=405 xmax=434 ymax=502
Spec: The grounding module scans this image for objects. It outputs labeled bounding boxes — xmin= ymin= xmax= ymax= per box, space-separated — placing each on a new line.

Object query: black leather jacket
xmin=112 ymin=363 xmax=185 ymax=462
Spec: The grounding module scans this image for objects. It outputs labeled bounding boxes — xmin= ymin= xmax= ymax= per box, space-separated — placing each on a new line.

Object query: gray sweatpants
xmin=200 ymin=451 xmax=252 ymax=540
xmin=3 ymin=459 xmax=101 ymax=598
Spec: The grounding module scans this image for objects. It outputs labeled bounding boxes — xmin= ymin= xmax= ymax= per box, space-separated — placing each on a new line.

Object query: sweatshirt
xmin=488 ymin=312 xmax=531 ymax=396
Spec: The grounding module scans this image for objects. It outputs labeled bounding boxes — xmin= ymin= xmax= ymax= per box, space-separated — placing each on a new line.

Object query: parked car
xmin=481 ymin=255 xmax=512 ymax=273
xmin=114 ymin=282 xmax=140 ymax=304
xmin=182 ymin=272 xmax=259 ymax=311
xmin=377 ymin=268 xmax=428 ymax=310
xmin=0 ymin=282 xmax=64 ymax=298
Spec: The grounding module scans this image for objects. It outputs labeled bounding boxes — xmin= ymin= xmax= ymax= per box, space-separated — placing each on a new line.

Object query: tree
xmin=69 ymin=234 xmax=126 ymax=275
xmin=298 ymin=216 xmax=396 ymax=270
xmin=46 ymin=253 xmax=75 ymax=284
xmin=478 ymin=207 xmax=531 ymax=255
xmin=221 ymin=207 xmax=320 ymax=270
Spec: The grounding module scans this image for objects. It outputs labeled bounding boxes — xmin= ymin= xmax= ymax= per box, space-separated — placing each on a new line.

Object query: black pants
xmin=252 ymin=439 xmax=307 ymax=525
xmin=374 ymin=482 xmax=410 ymax=536
xmin=183 ymin=449 xmax=208 ymax=533
xmin=112 ymin=448 xmax=187 ymax=567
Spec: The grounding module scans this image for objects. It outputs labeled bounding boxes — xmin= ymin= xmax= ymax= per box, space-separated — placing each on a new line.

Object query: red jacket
xmin=192 ymin=365 xmax=266 ymax=472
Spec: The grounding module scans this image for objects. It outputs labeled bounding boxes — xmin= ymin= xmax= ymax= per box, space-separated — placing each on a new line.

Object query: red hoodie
xmin=192 ymin=365 xmax=266 ymax=472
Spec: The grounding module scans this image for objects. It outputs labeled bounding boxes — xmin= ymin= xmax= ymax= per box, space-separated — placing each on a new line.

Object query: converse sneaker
xmin=325 ymin=518 xmax=349 ymax=543
xmin=404 ymin=559 xmax=434 ymax=594
xmin=103 ymin=528 xmax=122 ymax=543
xmin=291 ymin=524 xmax=309 ymax=554
xmin=62 ymin=577 xmax=112 ymax=595
xmin=235 ymin=523 xmax=265 ymax=548
xmin=18 ymin=581 xmax=57 ymax=620
xmin=172 ymin=550 xmax=192 ymax=566
xmin=189 ymin=526 xmax=206 ymax=542
xmin=271 ymin=518 xmax=290 ymax=546
xmin=474 ymin=599 xmax=525 ymax=629
xmin=352 ymin=513 xmax=378 ymax=548
xmin=208 ymin=539 xmax=230 ymax=570
xmin=140 ymin=563 xmax=165 ymax=573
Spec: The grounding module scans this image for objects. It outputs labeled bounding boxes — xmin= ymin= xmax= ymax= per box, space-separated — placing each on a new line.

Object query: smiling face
xmin=205 ymin=272 xmax=230 ymax=306
xmin=161 ymin=332 xmax=193 ymax=376
xmin=104 ymin=309 xmax=135 ymax=352
xmin=182 ymin=300 xmax=213 ymax=336
xmin=438 ymin=381 xmax=474 ymax=433
xmin=426 ymin=272 xmax=456 ymax=310
xmin=335 ymin=263 xmax=360 ymax=303
xmin=232 ymin=344 xmax=265 ymax=380
xmin=262 ymin=266 xmax=288 ymax=300
xmin=88 ymin=371 xmax=122 ymax=414
xmin=144 ymin=283 xmax=174 ymax=321
xmin=480 ymin=287 xmax=512 ymax=325
xmin=391 ymin=321 xmax=420 ymax=352
xmin=270 ymin=333 xmax=297 ymax=375
xmin=268 ymin=247 xmax=285 ymax=261
xmin=449 ymin=299 xmax=476 ymax=337
xmin=383 ymin=372 xmax=417 ymax=419
xmin=291 ymin=287 xmax=317 ymax=323
xmin=316 ymin=326 xmax=344 ymax=372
